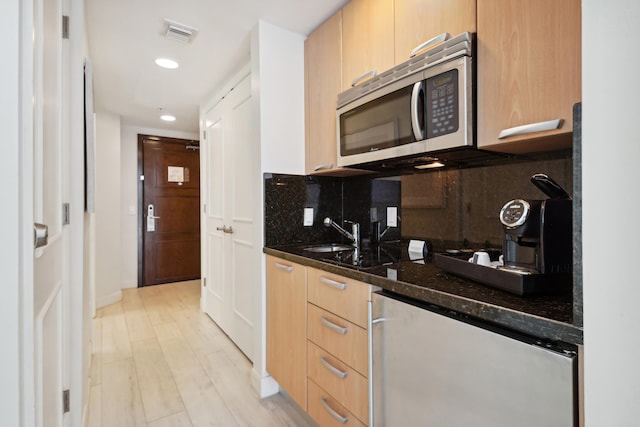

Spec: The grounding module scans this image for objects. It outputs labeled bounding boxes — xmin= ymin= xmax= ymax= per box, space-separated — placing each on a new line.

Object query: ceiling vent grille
xmin=164 ymin=19 xmax=198 ymax=43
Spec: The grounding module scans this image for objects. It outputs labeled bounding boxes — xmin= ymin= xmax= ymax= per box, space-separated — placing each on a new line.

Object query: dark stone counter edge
xmin=264 ymin=247 xmax=584 ymax=346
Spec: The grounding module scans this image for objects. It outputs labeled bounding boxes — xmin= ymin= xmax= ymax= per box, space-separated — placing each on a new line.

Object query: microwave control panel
xmin=425 ymin=69 xmax=459 ymax=139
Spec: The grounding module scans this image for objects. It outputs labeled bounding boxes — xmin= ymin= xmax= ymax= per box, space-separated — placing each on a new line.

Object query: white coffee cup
xmin=469 ymin=251 xmax=491 ymax=267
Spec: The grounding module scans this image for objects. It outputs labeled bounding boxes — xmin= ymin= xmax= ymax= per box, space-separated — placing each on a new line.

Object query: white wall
xmin=254 ymin=20 xmax=306 ymax=175
xmin=582 ymin=1 xmax=640 ymax=424
xmin=120 ymin=125 xmax=198 ymax=289
xmin=250 ymin=20 xmax=306 ymax=397
xmin=94 ymin=111 xmax=123 ymax=307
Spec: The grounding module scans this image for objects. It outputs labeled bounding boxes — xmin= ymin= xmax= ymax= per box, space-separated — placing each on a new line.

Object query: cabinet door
xmin=266 ymin=256 xmax=307 ymax=409
xmin=341 ymin=0 xmax=395 ymax=91
xmin=394 ymin=0 xmax=476 ymax=62
xmin=305 ymin=12 xmax=342 ymax=175
xmin=477 ymin=0 xmax=581 ymax=153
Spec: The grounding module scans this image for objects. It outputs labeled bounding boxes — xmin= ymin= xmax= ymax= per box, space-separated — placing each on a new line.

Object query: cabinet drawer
xmin=307 ymin=267 xmax=372 ymax=328
xmin=308 ymin=303 xmax=368 ymax=376
xmin=308 ymin=379 xmax=366 ymax=427
xmin=307 ymin=341 xmax=368 ymax=424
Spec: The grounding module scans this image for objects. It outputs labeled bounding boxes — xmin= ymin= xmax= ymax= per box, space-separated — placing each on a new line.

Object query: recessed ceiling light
xmin=155 ymin=58 xmax=179 ymax=69
xmin=160 ymin=114 xmax=176 ymax=122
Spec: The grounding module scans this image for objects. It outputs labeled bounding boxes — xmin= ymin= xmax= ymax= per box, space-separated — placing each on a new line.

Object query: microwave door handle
xmin=411 ymin=81 xmax=425 ymax=141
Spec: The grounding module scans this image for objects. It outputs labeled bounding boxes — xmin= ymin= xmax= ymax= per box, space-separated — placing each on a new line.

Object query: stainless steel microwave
xmin=337 ymin=32 xmax=474 ymax=169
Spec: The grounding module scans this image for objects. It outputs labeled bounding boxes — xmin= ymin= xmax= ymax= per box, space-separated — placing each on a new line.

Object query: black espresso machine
xmin=435 ymin=173 xmax=573 ymax=295
xmin=499 ymin=173 xmax=572 ymax=275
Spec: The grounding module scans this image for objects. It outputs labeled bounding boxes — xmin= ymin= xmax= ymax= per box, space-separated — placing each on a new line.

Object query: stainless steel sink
xmin=303 ymin=244 xmax=354 ymax=253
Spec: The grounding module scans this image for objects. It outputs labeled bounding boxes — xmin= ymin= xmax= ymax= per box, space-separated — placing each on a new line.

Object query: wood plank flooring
xmin=88 ymin=280 xmax=317 ymax=427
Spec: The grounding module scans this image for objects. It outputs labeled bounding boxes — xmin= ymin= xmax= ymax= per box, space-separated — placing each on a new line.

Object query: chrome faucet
xmin=324 ymin=217 xmax=360 ymax=247
xmin=372 ymin=221 xmax=392 ymax=243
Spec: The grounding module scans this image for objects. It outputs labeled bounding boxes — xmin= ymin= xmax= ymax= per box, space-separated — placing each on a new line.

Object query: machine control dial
xmin=499 ymin=199 xmax=530 ymax=229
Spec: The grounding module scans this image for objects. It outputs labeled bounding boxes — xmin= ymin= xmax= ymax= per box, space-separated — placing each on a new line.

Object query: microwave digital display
xmin=425 ymin=69 xmax=459 ymax=139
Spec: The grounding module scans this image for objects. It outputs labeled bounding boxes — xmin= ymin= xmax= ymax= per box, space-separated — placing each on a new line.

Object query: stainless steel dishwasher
xmin=369 ymin=292 xmax=577 ymax=427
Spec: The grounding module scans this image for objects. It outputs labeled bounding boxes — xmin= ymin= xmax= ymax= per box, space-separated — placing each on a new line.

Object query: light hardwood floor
xmin=88 ymin=280 xmax=317 ymax=427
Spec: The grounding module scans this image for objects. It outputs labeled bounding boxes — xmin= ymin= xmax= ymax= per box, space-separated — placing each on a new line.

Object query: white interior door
xmin=32 ymin=0 xmax=70 ymax=424
xmin=202 ymin=73 xmax=256 ymax=361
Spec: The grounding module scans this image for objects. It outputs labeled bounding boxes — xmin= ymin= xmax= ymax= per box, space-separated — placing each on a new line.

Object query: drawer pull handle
xmin=321 ymin=316 xmax=348 ymax=335
xmin=498 ymin=119 xmax=563 ymax=139
xmin=314 ymin=163 xmax=334 ymax=171
xmin=320 ymin=397 xmax=348 ymax=424
xmin=274 ymin=262 xmax=293 ymax=273
xmin=410 ymin=32 xmax=449 ymax=57
xmin=320 ymin=276 xmax=347 ymax=290
xmin=320 ymin=356 xmax=348 ymax=379
xmin=351 ymin=69 xmax=377 ymax=87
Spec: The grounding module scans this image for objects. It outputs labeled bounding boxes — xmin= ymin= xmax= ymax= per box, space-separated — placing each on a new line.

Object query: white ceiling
xmin=85 ymin=0 xmax=348 ymax=134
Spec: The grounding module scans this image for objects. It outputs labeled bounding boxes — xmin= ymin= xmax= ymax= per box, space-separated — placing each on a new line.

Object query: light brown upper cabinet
xmin=305 ymin=11 xmax=372 ymax=176
xmin=477 ymin=0 xmax=581 ymax=154
xmin=394 ymin=0 xmax=476 ymax=62
xmin=305 ymin=12 xmax=342 ymax=175
xmin=341 ymin=0 xmax=395 ymax=91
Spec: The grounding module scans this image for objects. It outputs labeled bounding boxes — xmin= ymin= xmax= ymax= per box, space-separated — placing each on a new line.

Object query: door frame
xmin=11 ymin=0 xmax=36 ymax=423
xmin=137 ymin=134 xmax=201 ymax=286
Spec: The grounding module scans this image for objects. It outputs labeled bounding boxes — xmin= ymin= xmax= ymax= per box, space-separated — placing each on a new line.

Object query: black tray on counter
xmin=434 ymin=253 xmax=572 ymax=296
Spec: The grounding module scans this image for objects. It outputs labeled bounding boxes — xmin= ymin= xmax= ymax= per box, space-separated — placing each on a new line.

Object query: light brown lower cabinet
xmin=308 ymin=379 xmax=366 ymax=427
xmin=307 ymin=267 xmax=373 ymax=329
xmin=266 ymin=258 xmax=376 ymax=425
xmin=265 ymin=256 xmax=307 ymax=410
xmin=307 ymin=341 xmax=369 ymax=425
xmin=306 ymin=267 xmax=376 ymax=426
xmin=307 ymin=303 xmax=368 ymax=376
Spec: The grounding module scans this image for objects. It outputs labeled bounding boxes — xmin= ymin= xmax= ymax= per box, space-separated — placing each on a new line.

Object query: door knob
xmin=34 ymin=223 xmax=48 ymax=248
xmin=216 ymin=225 xmax=234 ymax=234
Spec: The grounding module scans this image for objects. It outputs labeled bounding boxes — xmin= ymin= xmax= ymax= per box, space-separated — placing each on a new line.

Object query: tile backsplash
xmin=264 ymin=174 xmax=342 ymax=246
xmin=264 ymin=151 xmax=572 ymax=250
xmin=402 ymin=155 xmax=573 ymax=250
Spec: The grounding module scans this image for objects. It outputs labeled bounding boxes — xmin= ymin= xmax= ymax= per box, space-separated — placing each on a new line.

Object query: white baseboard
xmin=95 ymin=290 xmax=122 ymax=309
xmin=81 ymin=400 xmax=88 ymax=427
xmin=83 ymin=377 xmax=94 ymax=427
xmin=121 ymin=279 xmax=137 ymax=289
xmin=251 ymin=368 xmax=279 ymax=398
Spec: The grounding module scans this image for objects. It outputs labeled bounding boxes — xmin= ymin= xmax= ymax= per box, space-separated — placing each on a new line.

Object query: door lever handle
xmin=216 ymin=225 xmax=234 ymax=234
xmin=34 ymin=223 xmax=48 ymax=249
xmin=147 ymin=204 xmax=160 ymax=219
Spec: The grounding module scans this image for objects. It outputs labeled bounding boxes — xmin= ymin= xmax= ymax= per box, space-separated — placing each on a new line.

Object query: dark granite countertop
xmin=264 ymin=243 xmax=583 ymax=346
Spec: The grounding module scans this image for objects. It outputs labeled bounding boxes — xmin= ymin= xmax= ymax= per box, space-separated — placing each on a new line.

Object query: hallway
xmin=88 ymin=280 xmax=316 ymax=426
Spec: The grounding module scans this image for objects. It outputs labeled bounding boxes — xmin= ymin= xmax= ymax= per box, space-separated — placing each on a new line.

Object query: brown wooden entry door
xmin=140 ymin=135 xmax=201 ymax=286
